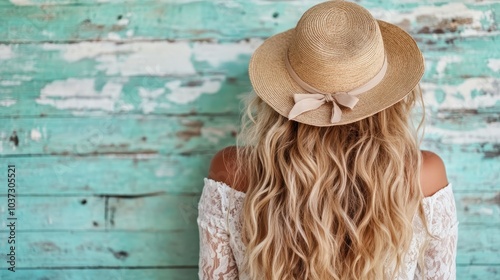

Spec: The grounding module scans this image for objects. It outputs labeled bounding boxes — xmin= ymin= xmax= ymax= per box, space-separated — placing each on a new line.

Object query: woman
xmin=197 ymin=1 xmax=458 ymax=279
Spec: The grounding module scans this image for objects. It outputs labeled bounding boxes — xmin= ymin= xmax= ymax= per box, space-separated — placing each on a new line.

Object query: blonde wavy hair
xmin=230 ymin=84 xmax=429 ymax=279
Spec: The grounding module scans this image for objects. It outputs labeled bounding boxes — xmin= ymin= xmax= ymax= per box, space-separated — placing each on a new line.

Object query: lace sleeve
xmin=421 ymin=184 xmax=459 ymax=279
xmin=197 ymin=178 xmax=239 ymax=280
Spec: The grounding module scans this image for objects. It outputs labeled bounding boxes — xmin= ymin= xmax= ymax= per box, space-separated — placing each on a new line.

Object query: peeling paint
xmin=193 ymin=38 xmax=263 ymax=67
xmin=8 ymin=0 xmax=33 ymax=6
xmin=435 ymin=56 xmax=462 ymax=78
xmin=488 ymin=59 xmax=500 ymax=72
xmin=42 ymin=42 xmax=117 ymax=62
xmin=12 ymin=75 xmax=33 ymax=81
xmin=0 ymin=99 xmax=16 ymax=107
xmin=165 ymin=76 xmax=223 ymax=104
xmin=138 ymin=87 xmax=165 ymax=114
xmin=0 ymin=80 xmax=22 ymax=86
xmin=95 ymin=42 xmax=196 ymax=76
xmin=478 ymin=207 xmax=494 ymax=215
xmin=154 ymin=165 xmax=175 ymax=177
xmin=36 ymin=78 xmax=127 ymax=112
xmin=372 ymin=3 xmax=489 ymax=33
xmin=117 ymin=18 xmax=130 ymax=26
xmin=31 ymin=129 xmax=42 ymax=141
xmin=42 ymin=42 xmax=196 ymax=76
xmin=0 ymin=45 xmax=14 ymax=60
xmin=42 ymin=30 xmax=55 ymax=38
xmin=107 ymin=32 xmax=121 ymax=40
xmin=201 ymin=125 xmax=237 ymax=144
xmin=426 ymin=123 xmax=500 ymax=144
xmin=421 ymin=78 xmax=500 ymax=109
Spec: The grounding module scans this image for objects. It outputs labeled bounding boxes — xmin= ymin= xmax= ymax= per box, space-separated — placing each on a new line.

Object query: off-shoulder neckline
xmin=203 ymin=177 xmax=453 ymax=201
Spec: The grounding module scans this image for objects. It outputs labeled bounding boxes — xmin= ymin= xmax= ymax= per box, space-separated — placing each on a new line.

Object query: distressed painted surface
xmin=0 ymin=0 xmax=499 ymax=279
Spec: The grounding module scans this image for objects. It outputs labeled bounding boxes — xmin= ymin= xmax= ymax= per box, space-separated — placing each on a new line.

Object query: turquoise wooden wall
xmin=0 ymin=0 xmax=498 ymax=279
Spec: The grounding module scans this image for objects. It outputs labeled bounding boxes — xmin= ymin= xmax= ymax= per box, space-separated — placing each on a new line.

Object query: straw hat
xmin=248 ymin=0 xmax=425 ymax=127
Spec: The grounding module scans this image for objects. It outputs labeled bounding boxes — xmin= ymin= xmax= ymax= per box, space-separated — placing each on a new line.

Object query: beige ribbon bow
xmin=288 ymin=92 xmax=359 ymax=124
xmin=285 ymin=51 xmax=388 ymax=124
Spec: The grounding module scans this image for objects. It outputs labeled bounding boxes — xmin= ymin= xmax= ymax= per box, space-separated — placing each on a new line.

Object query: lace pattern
xmin=197 ymin=177 xmax=458 ymax=280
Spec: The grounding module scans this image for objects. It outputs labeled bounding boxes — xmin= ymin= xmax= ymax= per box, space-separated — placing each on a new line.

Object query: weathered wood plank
xmin=0 ymin=231 xmax=199 ymax=267
xmin=1 ymin=115 xmax=498 ymax=156
xmin=0 ymin=154 xmax=212 ymax=195
xmin=0 ymin=75 xmax=250 ymax=117
xmin=0 ymin=190 xmax=495 ymax=232
xmin=455 ymin=192 xmax=500 ymax=225
xmin=107 ymin=191 xmax=499 ymax=231
xmin=0 ymin=143 xmax=497 ymax=195
xmin=456 ymin=226 xmax=500 ymax=266
xmin=0 ymin=225 xmax=495 ymax=267
xmin=0 ymin=268 xmax=198 ymax=280
xmin=107 ymin=194 xmax=199 ymax=231
xmin=0 ymin=116 xmax=238 ymax=155
xmin=0 ymin=1 xmax=496 ymax=42
xmin=456 ymin=265 xmax=500 ymax=280
xmin=0 ymin=196 xmax=106 ymax=231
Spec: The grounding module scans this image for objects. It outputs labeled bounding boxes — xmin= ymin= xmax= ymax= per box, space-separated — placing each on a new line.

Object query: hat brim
xmin=248 ymin=20 xmax=425 ymax=127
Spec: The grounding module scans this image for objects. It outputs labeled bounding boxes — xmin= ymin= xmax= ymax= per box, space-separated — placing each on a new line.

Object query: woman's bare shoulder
xmin=420 ymin=150 xmax=450 ymax=197
xmin=208 ymin=147 xmax=449 ymax=197
xmin=208 ymin=145 xmax=248 ymax=193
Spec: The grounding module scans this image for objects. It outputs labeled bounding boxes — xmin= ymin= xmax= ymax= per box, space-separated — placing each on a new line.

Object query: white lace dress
xmin=197 ymin=177 xmax=459 ymax=280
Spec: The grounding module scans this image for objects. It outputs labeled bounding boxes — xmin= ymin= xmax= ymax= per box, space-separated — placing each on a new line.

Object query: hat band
xmin=285 ymin=51 xmax=389 ymax=123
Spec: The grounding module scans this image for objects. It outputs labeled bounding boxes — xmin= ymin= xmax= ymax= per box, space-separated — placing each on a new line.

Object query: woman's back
xmin=198 ymin=147 xmax=458 ymax=279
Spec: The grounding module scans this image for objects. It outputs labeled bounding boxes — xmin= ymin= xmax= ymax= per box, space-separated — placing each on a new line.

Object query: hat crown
xmin=287 ymin=1 xmax=386 ymax=93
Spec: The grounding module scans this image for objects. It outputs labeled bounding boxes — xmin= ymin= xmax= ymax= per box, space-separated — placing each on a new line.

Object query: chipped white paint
xmin=193 ymin=39 xmax=263 ymax=67
xmin=421 ymin=78 xmax=500 ymax=109
xmin=95 ymin=42 xmax=196 ymax=76
xmin=488 ymin=59 xmax=500 ymax=72
xmin=154 ymin=165 xmax=175 ymax=177
xmin=12 ymin=75 xmax=33 ymax=81
xmin=30 ymin=129 xmax=42 ymax=141
xmin=117 ymin=101 xmax=134 ymax=112
xmin=117 ymin=18 xmax=130 ymax=26
xmin=43 ymin=42 xmax=196 ymax=76
xmin=107 ymin=32 xmax=121 ymax=40
xmin=435 ymin=56 xmax=462 ymax=78
xmin=42 ymin=30 xmax=55 ymax=38
xmin=8 ymin=0 xmax=33 ymax=6
xmin=478 ymin=207 xmax=494 ymax=215
xmin=425 ymin=122 xmax=500 ymax=144
xmin=0 ymin=99 xmax=16 ymax=107
xmin=126 ymin=30 xmax=135 ymax=37
xmin=0 ymin=45 xmax=14 ymax=60
xmin=373 ymin=3 xmax=489 ymax=32
xmin=43 ymin=42 xmax=117 ymax=62
xmin=201 ymin=125 xmax=238 ymax=144
xmin=138 ymin=87 xmax=166 ymax=114
xmin=165 ymin=76 xmax=223 ymax=104
xmin=0 ymin=80 xmax=22 ymax=86
xmin=36 ymin=78 xmax=127 ymax=112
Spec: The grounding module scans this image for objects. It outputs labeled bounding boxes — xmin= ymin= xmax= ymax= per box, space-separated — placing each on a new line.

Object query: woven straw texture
xmin=248 ymin=0 xmax=425 ymax=127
